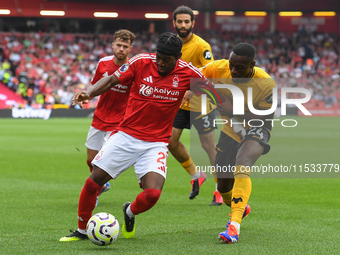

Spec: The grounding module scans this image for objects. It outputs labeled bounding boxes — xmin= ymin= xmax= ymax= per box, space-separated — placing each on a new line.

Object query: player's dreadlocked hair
xmin=232 ymin=43 xmax=256 ymax=61
xmin=156 ymin=32 xmax=183 ymax=56
xmin=173 ymin=5 xmax=195 ymax=21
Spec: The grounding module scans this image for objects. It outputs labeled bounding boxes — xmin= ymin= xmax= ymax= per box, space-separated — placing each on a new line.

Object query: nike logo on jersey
xmin=143 ymin=76 xmax=153 ymax=83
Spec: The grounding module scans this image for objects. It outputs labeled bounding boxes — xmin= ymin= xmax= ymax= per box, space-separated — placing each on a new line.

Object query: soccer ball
xmin=86 ymin=212 xmax=119 ymax=246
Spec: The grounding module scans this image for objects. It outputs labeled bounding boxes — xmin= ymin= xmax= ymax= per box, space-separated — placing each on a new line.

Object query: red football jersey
xmin=113 ymin=53 xmax=206 ymax=143
xmin=91 ymin=55 xmax=131 ymax=131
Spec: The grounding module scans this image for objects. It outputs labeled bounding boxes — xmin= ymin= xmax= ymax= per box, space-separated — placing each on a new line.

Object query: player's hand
xmin=216 ymin=95 xmax=233 ymax=117
xmin=236 ymin=131 xmax=244 ymax=141
xmin=231 ymin=117 xmax=246 ymax=141
xmin=180 ymin=90 xmax=192 ymax=108
xmin=72 ymin=91 xmax=90 ymax=107
xmin=76 ymin=99 xmax=90 ymax=108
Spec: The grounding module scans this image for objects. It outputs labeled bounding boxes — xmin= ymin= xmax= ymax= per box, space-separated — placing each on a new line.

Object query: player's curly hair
xmin=114 ymin=29 xmax=136 ymax=44
xmin=157 ymin=32 xmax=183 ymax=56
xmin=173 ymin=5 xmax=194 ymax=21
xmin=232 ymin=43 xmax=256 ymax=61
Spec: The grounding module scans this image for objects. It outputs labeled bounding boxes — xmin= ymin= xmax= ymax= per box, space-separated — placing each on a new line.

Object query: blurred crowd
xmin=0 ymin=29 xmax=339 ymax=109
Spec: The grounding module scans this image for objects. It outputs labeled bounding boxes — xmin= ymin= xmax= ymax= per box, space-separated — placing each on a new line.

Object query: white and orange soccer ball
xmin=86 ymin=212 xmax=119 ymax=246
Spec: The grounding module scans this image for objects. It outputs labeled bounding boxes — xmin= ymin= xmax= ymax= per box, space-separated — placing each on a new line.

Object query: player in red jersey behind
xmin=59 ymin=32 xmax=213 ymax=241
xmin=85 ymin=29 xmax=135 ymax=205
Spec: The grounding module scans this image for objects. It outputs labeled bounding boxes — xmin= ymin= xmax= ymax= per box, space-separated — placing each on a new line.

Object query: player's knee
xmin=143 ymin=188 xmax=162 ymax=205
xmin=236 ymin=141 xmax=264 ymax=166
xmin=236 ymin=151 xmax=254 ymax=167
xmin=87 ymin=150 xmax=98 ymax=162
xmin=217 ymin=178 xmax=234 ymax=193
xmin=236 ymin=153 xmax=256 ymax=167
xmin=168 ymin=139 xmax=179 ymax=152
xmin=200 ymin=140 xmax=213 ymax=152
xmin=199 ymin=134 xmax=215 ymax=152
xmin=236 ymin=157 xmax=251 ymax=168
xmin=87 ymin=154 xmax=93 ymax=162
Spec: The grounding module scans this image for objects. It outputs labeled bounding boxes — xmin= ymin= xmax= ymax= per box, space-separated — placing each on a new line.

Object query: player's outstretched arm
xmin=72 ymin=75 xmax=120 ymax=107
xmin=180 ymin=90 xmax=193 ymax=108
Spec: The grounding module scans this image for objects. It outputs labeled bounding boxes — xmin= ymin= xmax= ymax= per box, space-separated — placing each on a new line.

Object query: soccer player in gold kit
xmin=170 ymin=5 xmax=223 ymax=205
xmin=201 ymin=43 xmax=276 ymax=243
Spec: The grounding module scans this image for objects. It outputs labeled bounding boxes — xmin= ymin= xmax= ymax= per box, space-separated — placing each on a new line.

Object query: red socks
xmin=78 ymin=183 xmax=161 ymax=229
xmin=130 ymin=188 xmax=162 ymax=215
xmin=78 ymin=177 xmax=101 ymax=230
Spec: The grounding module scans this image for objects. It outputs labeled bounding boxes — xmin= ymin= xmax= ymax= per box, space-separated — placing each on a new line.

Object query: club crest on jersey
xmin=119 ymin=63 xmax=129 ymax=72
xmin=203 ymin=50 xmax=212 ymax=60
xmin=172 ymin=75 xmax=179 ymax=87
xmin=231 ymin=197 xmax=243 ymax=204
xmin=139 ymin=84 xmax=153 ymax=96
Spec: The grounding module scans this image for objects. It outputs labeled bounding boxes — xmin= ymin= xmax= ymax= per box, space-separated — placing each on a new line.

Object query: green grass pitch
xmin=0 ymin=117 xmax=339 ymax=254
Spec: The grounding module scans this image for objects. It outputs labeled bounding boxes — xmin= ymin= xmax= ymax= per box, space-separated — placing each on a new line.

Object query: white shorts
xmin=85 ymin=126 xmax=112 ymax=151
xmin=92 ymin=131 xmax=168 ymax=181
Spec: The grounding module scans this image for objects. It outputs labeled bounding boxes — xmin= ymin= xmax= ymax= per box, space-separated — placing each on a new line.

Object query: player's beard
xmin=114 ymin=51 xmax=127 ymax=60
xmin=176 ymin=26 xmax=192 ymax=38
xmin=157 ymin=68 xmax=169 ymax=76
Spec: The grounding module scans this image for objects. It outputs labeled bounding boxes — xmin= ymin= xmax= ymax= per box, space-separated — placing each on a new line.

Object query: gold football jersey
xmin=180 ymin=33 xmax=214 ymax=112
xmin=201 ymin=59 xmax=276 ymax=142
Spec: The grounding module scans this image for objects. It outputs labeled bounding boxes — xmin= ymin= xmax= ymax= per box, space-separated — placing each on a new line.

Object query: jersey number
xmin=202 ymin=115 xmax=210 ymax=128
xmin=157 ymin=152 xmax=166 ymax=173
xmin=247 ymin=127 xmax=264 ymax=140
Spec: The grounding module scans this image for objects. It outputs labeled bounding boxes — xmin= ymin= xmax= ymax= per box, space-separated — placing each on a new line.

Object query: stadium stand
xmin=1 ymin=30 xmax=339 ymax=110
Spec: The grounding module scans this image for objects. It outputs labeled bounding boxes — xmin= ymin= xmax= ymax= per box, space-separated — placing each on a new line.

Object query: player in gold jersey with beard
xmin=170 ymin=5 xmax=223 ymax=205
xmin=200 ymin=43 xmax=276 ymax=243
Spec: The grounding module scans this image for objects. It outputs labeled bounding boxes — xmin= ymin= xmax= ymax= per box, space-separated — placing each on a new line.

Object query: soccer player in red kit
xmin=85 ymin=30 xmax=135 ymax=204
xmin=59 ymin=32 xmax=214 ymax=241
